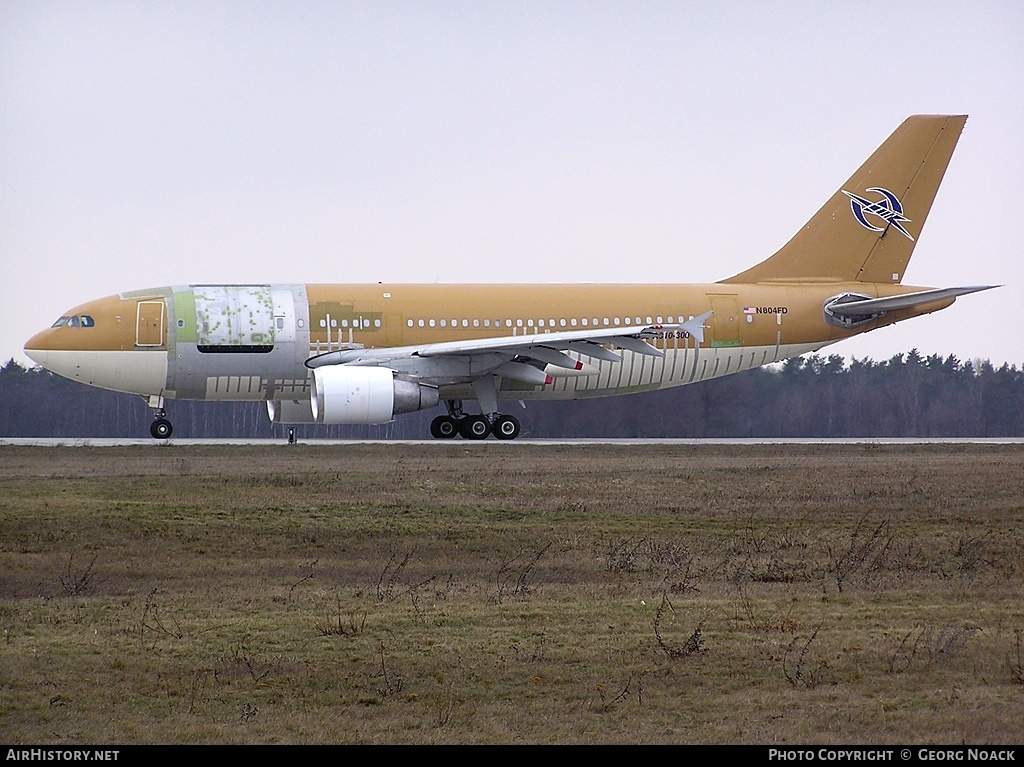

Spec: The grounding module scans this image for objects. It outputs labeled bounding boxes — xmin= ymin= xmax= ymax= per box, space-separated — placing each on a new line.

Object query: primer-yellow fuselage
xmin=24 ymin=281 xmax=951 ymax=402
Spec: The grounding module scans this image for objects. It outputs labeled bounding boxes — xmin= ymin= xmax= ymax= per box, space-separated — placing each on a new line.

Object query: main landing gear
xmin=429 ymin=400 xmax=521 ymax=440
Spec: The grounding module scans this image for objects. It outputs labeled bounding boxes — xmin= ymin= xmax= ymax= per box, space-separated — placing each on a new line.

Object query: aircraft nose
xmin=22 ymin=293 xmax=170 ymax=395
xmin=23 ymin=325 xmax=80 ymax=380
xmin=23 ymin=328 xmax=55 ymax=368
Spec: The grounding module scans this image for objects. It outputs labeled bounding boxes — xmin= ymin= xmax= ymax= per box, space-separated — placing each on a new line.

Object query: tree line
xmin=2 ymin=350 xmax=1022 ymax=439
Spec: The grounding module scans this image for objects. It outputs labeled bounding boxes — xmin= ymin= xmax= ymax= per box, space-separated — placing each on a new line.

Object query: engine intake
xmin=311 ymin=366 xmax=439 ymax=424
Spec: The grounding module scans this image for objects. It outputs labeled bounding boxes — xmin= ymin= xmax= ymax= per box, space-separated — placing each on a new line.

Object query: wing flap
xmin=565 ymin=341 xmax=622 ymax=362
xmin=604 ymin=335 xmax=664 ymax=357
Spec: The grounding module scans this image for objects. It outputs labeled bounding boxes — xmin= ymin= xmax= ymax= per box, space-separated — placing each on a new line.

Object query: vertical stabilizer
xmin=721 ymin=115 xmax=967 ymax=285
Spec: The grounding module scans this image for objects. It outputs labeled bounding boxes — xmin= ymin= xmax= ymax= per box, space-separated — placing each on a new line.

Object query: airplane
xmin=24 ymin=114 xmax=997 ymax=440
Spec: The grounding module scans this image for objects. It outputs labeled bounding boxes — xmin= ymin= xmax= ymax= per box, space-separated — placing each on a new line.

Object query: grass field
xmin=1 ymin=442 xmax=1022 ymax=745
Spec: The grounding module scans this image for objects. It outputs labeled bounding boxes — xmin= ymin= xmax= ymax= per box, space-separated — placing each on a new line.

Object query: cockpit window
xmin=51 ymin=315 xmax=95 ymax=328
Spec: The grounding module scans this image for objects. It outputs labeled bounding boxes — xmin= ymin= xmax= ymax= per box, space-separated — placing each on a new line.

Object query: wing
xmin=306 ymin=311 xmax=713 ymax=386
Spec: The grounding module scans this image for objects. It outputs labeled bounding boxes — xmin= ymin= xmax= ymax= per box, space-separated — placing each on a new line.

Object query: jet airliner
xmin=24 ymin=115 xmax=996 ymax=440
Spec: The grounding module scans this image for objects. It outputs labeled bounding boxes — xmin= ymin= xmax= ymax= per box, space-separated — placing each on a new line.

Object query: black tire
xmin=459 ymin=415 xmax=491 ymax=440
xmin=492 ymin=415 xmax=521 ymax=440
xmin=430 ymin=415 xmax=458 ymax=439
xmin=150 ymin=418 xmax=173 ymax=439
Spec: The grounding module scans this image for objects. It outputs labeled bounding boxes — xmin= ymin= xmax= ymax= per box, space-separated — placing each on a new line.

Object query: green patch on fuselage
xmin=173 ymin=289 xmax=198 ymax=344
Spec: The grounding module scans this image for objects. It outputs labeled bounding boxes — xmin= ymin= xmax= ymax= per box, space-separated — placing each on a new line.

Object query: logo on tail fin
xmin=842 ymin=187 xmax=914 ymax=241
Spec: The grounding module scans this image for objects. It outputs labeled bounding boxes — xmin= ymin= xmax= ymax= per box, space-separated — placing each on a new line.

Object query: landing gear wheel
xmin=430 ymin=415 xmax=458 ymax=439
xmin=492 ymin=415 xmax=521 ymax=440
xmin=459 ymin=415 xmax=491 ymax=440
xmin=150 ymin=418 xmax=173 ymax=439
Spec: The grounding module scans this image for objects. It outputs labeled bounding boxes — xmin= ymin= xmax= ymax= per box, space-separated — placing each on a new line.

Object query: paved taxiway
xmin=3 ymin=438 xmax=1023 ymax=447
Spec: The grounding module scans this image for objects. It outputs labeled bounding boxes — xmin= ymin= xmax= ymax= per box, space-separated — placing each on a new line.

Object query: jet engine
xmin=311 ymin=366 xmax=439 ymax=424
xmin=267 ymin=398 xmax=317 ymax=424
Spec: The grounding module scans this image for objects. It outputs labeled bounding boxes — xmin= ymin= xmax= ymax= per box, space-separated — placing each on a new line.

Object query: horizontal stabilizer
xmin=826 ymin=286 xmax=998 ymax=317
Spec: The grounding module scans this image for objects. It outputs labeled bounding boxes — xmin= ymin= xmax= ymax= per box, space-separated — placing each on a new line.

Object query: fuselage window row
xmin=318 ymin=318 xmax=382 ymax=329
xmin=403 ymin=315 xmax=674 ymax=331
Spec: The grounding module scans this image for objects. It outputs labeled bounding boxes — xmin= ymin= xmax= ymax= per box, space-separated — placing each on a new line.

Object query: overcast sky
xmin=2 ymin=1 xmax=1021 ymax=370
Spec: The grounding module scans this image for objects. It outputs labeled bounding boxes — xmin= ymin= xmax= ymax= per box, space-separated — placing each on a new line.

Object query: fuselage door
xmin=271 ymin=286 xmax=297 ymax=344
xmin=136 ymin=300 xmax=165 ymax=347
xmin=709 ymin=294 xmax=740 ymax=346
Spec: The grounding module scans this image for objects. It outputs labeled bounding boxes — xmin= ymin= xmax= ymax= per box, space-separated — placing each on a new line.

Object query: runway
xmin=4 ymin=437 xmax=1024 ymax=447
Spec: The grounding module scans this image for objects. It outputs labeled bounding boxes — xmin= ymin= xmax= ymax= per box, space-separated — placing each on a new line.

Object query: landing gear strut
xmin=429 ymin=400 xmax=521 ymax=440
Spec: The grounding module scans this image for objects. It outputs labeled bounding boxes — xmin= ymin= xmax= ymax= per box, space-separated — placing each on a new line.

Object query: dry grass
xmin=0 ymin=442 xmax=1022 ymax=744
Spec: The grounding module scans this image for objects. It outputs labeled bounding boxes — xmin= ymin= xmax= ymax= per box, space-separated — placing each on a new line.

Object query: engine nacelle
xmin=311 ymin=366 xmax=439 ymax=424
xmin=267 ymin=398 xmax=317 ymax=424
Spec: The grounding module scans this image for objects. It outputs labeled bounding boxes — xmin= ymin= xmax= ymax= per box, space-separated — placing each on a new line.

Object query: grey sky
xmin=2 ymin=1 xmax=1021 ymax=369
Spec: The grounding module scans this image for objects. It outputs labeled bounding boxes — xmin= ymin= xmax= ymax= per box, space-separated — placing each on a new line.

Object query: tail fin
xmin=720 ymin=114 xmax=967 ymax=285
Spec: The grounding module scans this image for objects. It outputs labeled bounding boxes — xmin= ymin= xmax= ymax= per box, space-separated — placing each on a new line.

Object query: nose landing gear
xmin=150 ymin=413 xmax=173 ymax=439
xmin=146 ymin=395 xmax=173 ymax=439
